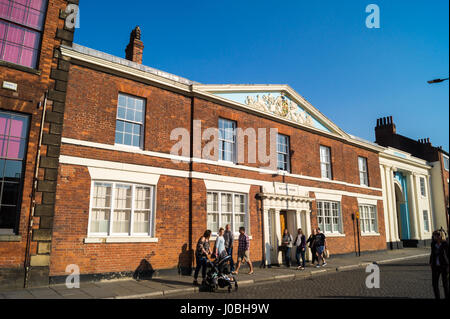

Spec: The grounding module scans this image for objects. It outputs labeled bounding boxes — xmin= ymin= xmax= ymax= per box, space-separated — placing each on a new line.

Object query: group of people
xmin=281 ymin=227 xmax=327 ymax=269
xmin=193 ymin=225 xmax=253 ymax=286
xmin=193 ymin=225 xmax=329 ymax=285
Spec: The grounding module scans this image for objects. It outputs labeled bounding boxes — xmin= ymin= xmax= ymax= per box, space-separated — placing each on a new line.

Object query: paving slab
xmin=3 ymin=290 xmax=35 ymax=299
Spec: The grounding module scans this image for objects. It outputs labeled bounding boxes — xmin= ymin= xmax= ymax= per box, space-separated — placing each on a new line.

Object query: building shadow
xmin=178 ymin=243 xmax=193 ymax=276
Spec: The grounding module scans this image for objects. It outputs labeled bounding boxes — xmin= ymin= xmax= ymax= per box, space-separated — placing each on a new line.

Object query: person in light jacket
xmin=282 ymin=228 xmax=294 ymax=268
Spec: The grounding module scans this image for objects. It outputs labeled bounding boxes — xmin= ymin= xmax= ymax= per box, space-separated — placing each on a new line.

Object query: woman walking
xmin=193 ymin=230 xmax=212 ymax=286
xmin=294 ymin=228 xmax=306 ymax=270
xmin=307 ymin=228 xmax=318 ymax=265
xmin=282 ymin=228 xmax=294 ymax=268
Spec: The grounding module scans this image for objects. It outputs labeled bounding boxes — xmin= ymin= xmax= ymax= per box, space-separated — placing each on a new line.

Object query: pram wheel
xmin=235 ymin=281 xmax=238 ymax=291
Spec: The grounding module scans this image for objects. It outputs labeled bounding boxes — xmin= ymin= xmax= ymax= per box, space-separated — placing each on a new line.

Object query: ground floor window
xmin=316 ymin=201 xmax=342 ymax=234
xmin=207 ymin=191 xmax=247 ymax=234
xmin=422 ymin=210 xmax=430 ymax=233
xmin=89 ymin=181 xmax=155 ymax=237
xmin=0 ymin=110 xmax=29 ymax=233
xmin=359 ymin=204 xmax=378 ymax=234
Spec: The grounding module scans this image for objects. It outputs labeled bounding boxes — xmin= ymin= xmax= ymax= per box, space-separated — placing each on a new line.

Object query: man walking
xmin=224 ymin=224 xmax=235 ymax=272
xmin=315 ymin=228 xmax=327 ymax=268
xmin=233 ymin=227 xmax=254 ymax=275
xmin=430 ymin=229 xmax=449 ymax=299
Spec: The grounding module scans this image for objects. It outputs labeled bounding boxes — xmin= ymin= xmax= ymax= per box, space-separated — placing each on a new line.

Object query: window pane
xmin=207 ymin=212 xmax=218 ymax=232
xmin=134 ymin=210 xmax=149 ymax=234
xmin=0 ymin=20 xmax=41 ymax=68
xmin=0 ymin=205 xmax=17 ymax=229
xmin=0 ymin=111 xmax=29 ymax=230
xmin=90 ymin=209 xmax=110 ymax=233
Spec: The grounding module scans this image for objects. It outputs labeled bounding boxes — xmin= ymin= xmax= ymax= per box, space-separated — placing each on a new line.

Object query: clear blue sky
xmin=74 ymin=0 xmax=449 ymax=151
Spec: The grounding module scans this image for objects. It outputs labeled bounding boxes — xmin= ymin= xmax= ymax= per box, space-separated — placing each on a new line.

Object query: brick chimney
xmin=125 ymin=26 xmax=144 ymax=64
xmin=375 ymin=116 xmax=396 ymax=145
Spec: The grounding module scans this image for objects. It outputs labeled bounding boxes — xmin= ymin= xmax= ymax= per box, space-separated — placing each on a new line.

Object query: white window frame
xmin=207 ymin=191 xmax=248 ymax=236
xmin=218 ymin=118 xmax=237 ymax=163
xmin=358 ymin=156 xmax=369 ymax=186
xmin=316 ymin=200 xmax=342 ymax=234
xmin=115 ymin=93 xmax=146 ymax=149
xmin=277 ymin=133 xmax=290 ymax=172
xmin=419 ymin=177 xmax=426 ymax=197
xmin=443 ymin=155 xmax=449 ymax=171
xmin=422 ymin=210 xmax=430 ymax=233
xmin=88 ymin=181 xmax=156 ymax=238
xmin=320 ymin=146 xmax=332 ymax=180
xmin=358 ymin=204 xmax=378 ymax=234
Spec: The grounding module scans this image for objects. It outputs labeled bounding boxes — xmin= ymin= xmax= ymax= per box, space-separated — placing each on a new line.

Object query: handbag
xmin=324 ymin=249 xmax=330 ymax=259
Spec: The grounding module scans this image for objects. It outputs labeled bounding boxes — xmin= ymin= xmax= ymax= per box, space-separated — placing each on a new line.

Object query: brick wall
xmin=0 ymin=0 xmax=77 ymax=288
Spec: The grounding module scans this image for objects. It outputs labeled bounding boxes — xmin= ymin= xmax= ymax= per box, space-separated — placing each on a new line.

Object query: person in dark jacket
xmin=307 ymin=228 xmax=318 ymax=265
xmin=294 ymin=228 xmax=306 ymax=270
xmin=193 ymin=230 xmax=212 ymax=286
xmin=429 ymin=229 xmax=449 ymax=299
xmin=223 ymin=224 xmax=235 ymax=271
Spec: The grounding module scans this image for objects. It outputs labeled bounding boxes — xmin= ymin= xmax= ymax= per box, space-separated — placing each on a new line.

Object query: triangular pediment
xmin=193 ymin=84 xmax=349 ymax=139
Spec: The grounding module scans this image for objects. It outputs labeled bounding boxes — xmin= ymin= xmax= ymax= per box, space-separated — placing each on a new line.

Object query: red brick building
xmin=0 ymin=0 xmax=78 ymax=289
xmin=41 ymin=27 xmax=388 ymax=283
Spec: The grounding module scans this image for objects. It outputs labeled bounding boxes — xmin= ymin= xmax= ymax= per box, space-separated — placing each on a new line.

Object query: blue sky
xmin=74 ymin=0 xmax=449 ymax=150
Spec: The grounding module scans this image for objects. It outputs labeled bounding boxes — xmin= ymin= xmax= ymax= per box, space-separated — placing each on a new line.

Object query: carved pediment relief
xmin=244 ymin=93 xmax=314 ymax=127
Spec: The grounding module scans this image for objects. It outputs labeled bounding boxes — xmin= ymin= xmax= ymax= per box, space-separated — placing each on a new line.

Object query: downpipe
xmin=23 ymin=91 xmax=48 ymax=288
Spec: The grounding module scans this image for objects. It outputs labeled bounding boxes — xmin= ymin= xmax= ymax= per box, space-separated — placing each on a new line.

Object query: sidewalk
xmin=0 ymin=248 xmax=429 ymax=299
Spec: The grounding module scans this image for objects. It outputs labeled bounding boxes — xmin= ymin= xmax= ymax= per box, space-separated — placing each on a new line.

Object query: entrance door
xmin=280 ymin=211 xmax=287 ymax=235
xmin=267 ymin=210 xmax=278 ymax=264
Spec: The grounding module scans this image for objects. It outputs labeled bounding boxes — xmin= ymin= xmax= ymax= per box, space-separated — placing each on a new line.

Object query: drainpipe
xmin=24 ymin=91 xmax=48 ymax=288
xmin=258 ymin=186 xmax=266 ymax=268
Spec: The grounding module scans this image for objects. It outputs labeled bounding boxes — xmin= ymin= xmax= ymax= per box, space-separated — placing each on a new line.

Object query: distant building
xmin=375 ymin=116 xmax=449 ymax=240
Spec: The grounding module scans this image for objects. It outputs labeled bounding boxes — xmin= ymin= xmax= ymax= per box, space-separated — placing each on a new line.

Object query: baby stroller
xmin=204 ymin=252 xmax=238 ymax=293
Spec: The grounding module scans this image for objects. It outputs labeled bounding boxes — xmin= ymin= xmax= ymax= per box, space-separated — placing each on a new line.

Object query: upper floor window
xmin=115 ymin=93 xmax=145 ymax=148
xmin=358 ymin=156 xmax=369 ymax=186
xmin=207 ymin=191 xmax=247 ymax=235
xmin=359 ymin=204 xmax=378 ymax=234
xmin=218 ymin=118 xmax=236 ymax=162
xmin=317 ymin=201 xmax=342 ymax=234
xmin=419 ymin=177 xmax=426 ymax=197
xmin=320 ymin=145 xmax=332 ymax=179
xmin=89 ymin=181 xmax=155 ymax=237
xmin=277 ymin=134 xmax=290 ymax=172
xmin=0 ymin=0 xmax=48 ymax=68
xmin=443 ymin=155 xmax=449 ymax=171
xmin=0 ymin=110 xmax=29 ymax=233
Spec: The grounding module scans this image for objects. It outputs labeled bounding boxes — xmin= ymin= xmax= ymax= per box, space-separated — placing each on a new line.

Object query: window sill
xmin=324 ymin=233 xmax=345 ymax=238
xmin=0 ymin=235 xmax=21 ymax=242
xmin=0 ymin=60 xmax=41 ymax=75
xmin=361 ymin=232 xmax=380 ymax=237
xmin=84 ymin=237 xmax=159 ymax=243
